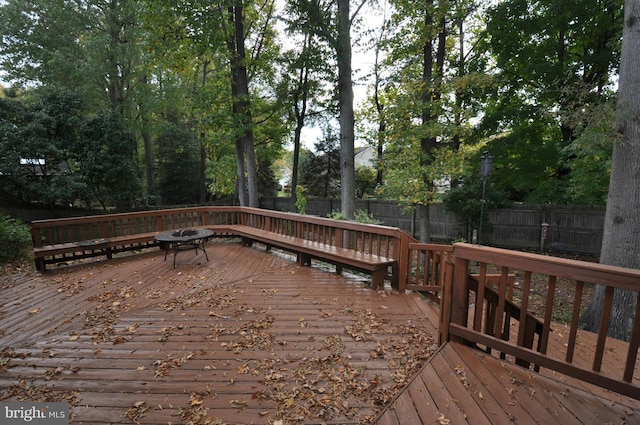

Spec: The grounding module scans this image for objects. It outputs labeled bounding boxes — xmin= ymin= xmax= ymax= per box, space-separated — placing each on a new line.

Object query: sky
xmin=290 ymin=0 xmax=389 ymax=151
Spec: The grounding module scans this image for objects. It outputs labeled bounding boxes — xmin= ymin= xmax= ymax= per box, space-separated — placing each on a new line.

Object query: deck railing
xmin=236 ymin=208 xmax=410 ymax=287
xmin=237 ymin=207 xmax=404 ymax=255
xmin=444 ymin=242 xmax=640 ymax=400
xmin=30 ymin=208 xmax=640 ymax=399
xmin=30 ymin=207 xmax=217 ymax=245
xmin=403 ymin=243 xmax=453 ymax=303
xmin=31 ymin=206 xmax=411 ymax=287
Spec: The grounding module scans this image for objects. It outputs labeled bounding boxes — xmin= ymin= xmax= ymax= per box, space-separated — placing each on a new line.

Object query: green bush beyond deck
xmin=0 ymin=214 xmax=31 ymax=264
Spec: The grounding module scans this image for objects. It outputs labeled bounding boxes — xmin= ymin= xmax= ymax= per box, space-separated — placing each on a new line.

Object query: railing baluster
xmin=517 ymin=271 xmax=532 ymax=347
xmin=624 ymin=291 xmax=640 ymax=382
xmin=566 ymin=281 xmax=585 ymax=363
xmin=594 ymin=285 xmax=615 ymax=372
xmin=493 ymin=266 xmax=509 ymax=342
xmin=474 ymin=263 xmax=487 ymax=333
xmin=539 ymin=275 xmax=556 ymax=359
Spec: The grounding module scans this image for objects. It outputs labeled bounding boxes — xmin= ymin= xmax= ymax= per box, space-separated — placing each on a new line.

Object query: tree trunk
xmin=235 ymin=138 xmax=248 ymax=206
xmin=374 ymin=51 xmax=385 ymax=187
xmin=291 ymin=36 xmax=311 ymax=205
xmin=199 ymin=61 xmax=209 ymax=204
xmin=199 ymin=140 xmax=207 ymax=203
xmin=417 ymin=3 xmax=445 ymax=242
xmin=418 ymin=204 xmax=431 ymax=243
xmin=373 ymin=8 xmax=387 ymax=187
xmin=337 ymin=0 xmax=355 ymax=219
xmin=140 ymin=77 xmax=154 ymax=197
xmin=580 ymin=0 xmax=640 ymax=340
xmin=228 ymin=1 xmax=258 ymax=207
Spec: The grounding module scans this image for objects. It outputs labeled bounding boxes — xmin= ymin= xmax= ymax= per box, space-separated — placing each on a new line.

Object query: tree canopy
xmin=0 ymin=0 xmax=624 ymax=218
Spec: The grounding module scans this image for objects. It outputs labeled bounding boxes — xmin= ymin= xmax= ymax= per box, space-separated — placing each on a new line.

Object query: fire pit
xmin=154 ymin=228 xmax=214 ymax=268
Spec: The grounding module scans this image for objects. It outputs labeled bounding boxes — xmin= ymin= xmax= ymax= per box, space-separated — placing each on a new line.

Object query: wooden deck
xmin=2 ymin=239 xmax=640 ymax=424
xmin=375 ymin=341 xmax=640 ymax=425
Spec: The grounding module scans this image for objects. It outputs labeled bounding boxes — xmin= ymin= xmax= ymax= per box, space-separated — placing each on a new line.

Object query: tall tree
xmin=288 ymin=0 xmax=368 ymax=218
xmin=226 ymin=0 xmax=257 ymax=206
xmin=0 ymin=0 xmax=150 ymax=202
xmin=336 ymin=0 xmax=357 ymax=218
xmin=416 ymin=0 xmax=447 ymax=242
xmin=300 ymin=128 xmax=341 ymax=197
xmin=0 ymin=1 xmax=87 ymax=89
xmin=483 ymin=0 xmax=622 ymax=203
xmin=580 ymin=0 xmax=640 ymax=340
xmin=277 ymin=27 xmax=331 ymax=205
xmin=144 ymin=0 xmax=281 ymax=207
xmin=367 ymin=0 xmax=486 ymax=241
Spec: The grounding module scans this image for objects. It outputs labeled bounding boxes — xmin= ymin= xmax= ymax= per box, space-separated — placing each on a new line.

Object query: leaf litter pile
xmin=0 ymin=260 xmax=438 ymax=424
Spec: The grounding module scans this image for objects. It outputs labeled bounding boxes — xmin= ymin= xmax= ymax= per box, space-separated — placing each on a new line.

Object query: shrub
xmin=327 ymin=209 xmax=347 ymax=220
xmin=353 ymin=209 xmax=382 ymax=225
xmin=328 ymin=209 xmax=382 ymax=225
xmin=295 ymin=186 xmax=307 ymax=215
xmin=0 ymin=214 xmax=32 ymax=265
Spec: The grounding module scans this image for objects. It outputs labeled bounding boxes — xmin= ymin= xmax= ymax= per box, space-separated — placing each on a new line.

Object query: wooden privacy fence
xmin=260 ymin=198 xmax=606 ymax=255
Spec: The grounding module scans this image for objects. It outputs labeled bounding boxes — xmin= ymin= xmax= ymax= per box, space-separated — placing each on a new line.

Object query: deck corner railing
xmin=443 ymin=242 xmax=640 ymax=401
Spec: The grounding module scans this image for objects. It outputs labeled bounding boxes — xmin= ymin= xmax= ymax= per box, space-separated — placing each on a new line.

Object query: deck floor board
xmin=2 ymin=239 xmax=640 ymax=424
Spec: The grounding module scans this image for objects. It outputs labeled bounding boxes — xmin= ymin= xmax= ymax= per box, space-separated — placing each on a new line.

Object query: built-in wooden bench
xmin=30 ymin=207 xmax=404 ymax=290
xmin=228 ymin=225 xmax=398 ymax=289
xmin=32 ymin=232 xmax=161 ymax=272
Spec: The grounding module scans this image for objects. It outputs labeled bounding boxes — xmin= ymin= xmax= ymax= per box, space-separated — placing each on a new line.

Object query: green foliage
xmin=208 ymin=153 xmax=237 ymax=198
xmin=327 ymin=209 xmax=346 ymax=220
xmin=156 ymin=119 xmax=201 ymax=205
xmin=0 ymin=215 xmax=31 ymax=265
xmin=327 ymin=209 xmax=382 ymax=225
xmin=258 ymin=156 xmax=281 ymax=199
xmin=353 ymin=209 xmax=382 ymax=225
xmin=0 ymin=90 xmax=144 ymax=209
xmin=442 ymin=178 xmax=509 ymax=234
xmin=75 ymin=111 xmax=142 ymax=210
xmin=0 ymin=0 xmax=623 ymax=211
xmin=354 ymin=166 xmax=378 ymax=199
xmin=299 ymin=129 xmax=341 ymax=198
xmin=479 ymin=0 xmax=622 ymax=204
xmin=0 ymin=88 xmax=84 ymax=206
xmin=295 ymin=186 xmax=307 ymax=214
xmin=441 ymin=149 xmax=511 ymax=238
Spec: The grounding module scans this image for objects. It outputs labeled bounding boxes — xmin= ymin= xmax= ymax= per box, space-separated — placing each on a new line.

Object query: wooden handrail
xmin=445 ymin=242 xmax=640 ymax=400
xmin=30 ymin=208 xmax=640 ymax=399
xmin=31 ymin=206 xmax=407 ymax=286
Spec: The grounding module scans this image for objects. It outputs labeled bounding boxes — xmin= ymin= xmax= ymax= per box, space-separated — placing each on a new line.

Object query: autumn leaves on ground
xmin=0 ymin=243 xmax=438 ymax=424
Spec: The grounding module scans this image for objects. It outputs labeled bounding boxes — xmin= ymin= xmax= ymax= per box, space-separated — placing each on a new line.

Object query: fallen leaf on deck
xmin=436 ymin=412 xmax=451 ymax=424
xmin=124 ymin=400 xmax=149 ymax=424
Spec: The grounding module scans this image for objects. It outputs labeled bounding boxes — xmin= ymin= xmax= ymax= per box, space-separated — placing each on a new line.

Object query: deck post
xmin=202 ymin=208 xmax=210 ymax=226
xmin=396 ymin=231 xmax=409 ymax=292
xmin=438 ymin=259 xmax=454 ymax=344
xmin=449 ymin=246 xmax=470 ymax=343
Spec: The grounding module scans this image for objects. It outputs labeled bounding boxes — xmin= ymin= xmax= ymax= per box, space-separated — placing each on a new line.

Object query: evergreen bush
xmin=0 ymin=214 xmax=32 ymax=265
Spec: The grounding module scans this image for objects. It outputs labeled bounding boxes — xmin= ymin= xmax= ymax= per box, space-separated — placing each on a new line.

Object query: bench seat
xmin=33 ymin=232 xmax=162 ymax=272
xmin=227 ymin=225 xmax=397 ymax=289
xmin=32 ymin=223 xmax=399 ymax=289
